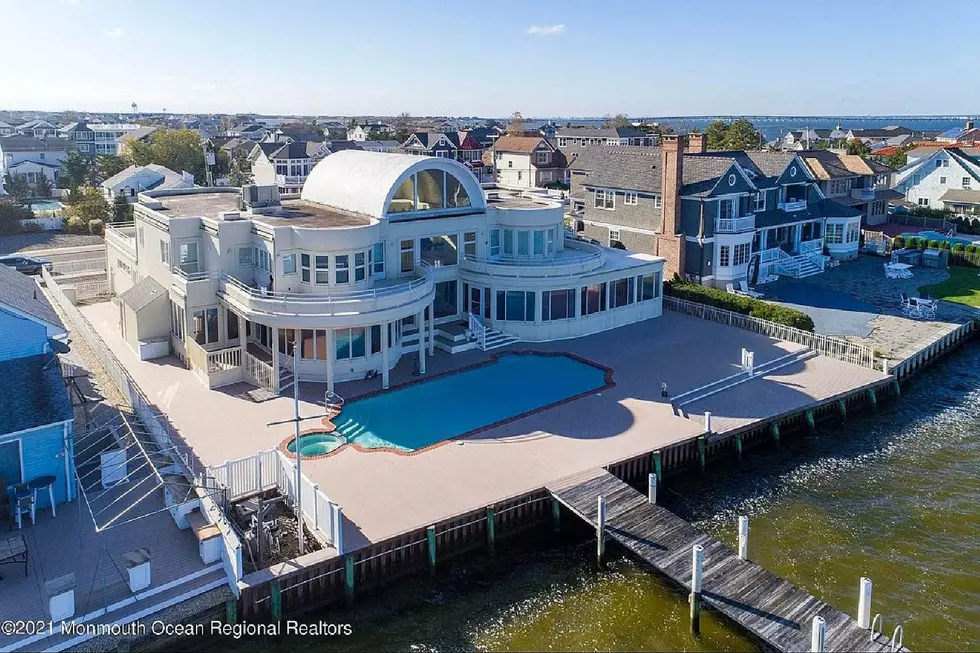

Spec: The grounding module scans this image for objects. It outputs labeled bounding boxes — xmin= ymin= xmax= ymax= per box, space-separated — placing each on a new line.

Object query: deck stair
xmin=795 ymin=254 xmax=823 ymax=278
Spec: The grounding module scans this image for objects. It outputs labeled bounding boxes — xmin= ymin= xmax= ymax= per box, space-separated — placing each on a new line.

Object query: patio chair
xmin=12 ymin=486 xmax=35 ymax=529
xmin=899 ymin=293 xmax=913 ymax=316
xmin=738 ymin=280 xmax=764 ymax=298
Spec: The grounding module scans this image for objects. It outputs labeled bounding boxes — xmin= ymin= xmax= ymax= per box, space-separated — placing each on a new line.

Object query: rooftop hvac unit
xmin=217 ymin=211 xmax=242 ymax=221
xmin=242 ymin=184 xmax=281 ymax=209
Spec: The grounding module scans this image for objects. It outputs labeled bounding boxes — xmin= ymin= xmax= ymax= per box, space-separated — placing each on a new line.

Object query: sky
xmin=2 ymin=0 xmax=978 ymax=118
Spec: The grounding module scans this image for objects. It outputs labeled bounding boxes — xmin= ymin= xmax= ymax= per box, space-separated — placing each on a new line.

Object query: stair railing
xmin=468 ymin=313 xmax=487 ymax=350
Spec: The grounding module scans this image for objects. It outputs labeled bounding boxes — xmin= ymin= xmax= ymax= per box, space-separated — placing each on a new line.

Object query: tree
xmin=96 ymin=154 xmax=126 ymax=181
xmin=704 ymin=120 xmax=730 ymax=150
xmin=228 ymin=150 xmax=254 ymax=187
xmin=126 ymin=129 xmax=214 ymax=183
xmin=3 ymin=172 xmax=30 ymax=202
xmin=0 ymin=198 xmax=34 ymax=235
xmin=876 ymin=144 xmax=912 ymax=169
xmin=704 ymin=119 xmax=761 ymax=151
xmin=506 ymin=111 xmax=526 ymax=136
xmin=846 ymin=139 xmax=871 ymax=156
xmin=367 ymin=130 xmax=393 ymax=141
xmin=63 ymin=186 xmax=111 ymax=228
xmin=112 ymin=192 xmax=133 ymax=223
xmin=392 ymin=112 xmax=412 ymax=143
xmin=609 ymin=114 xmax=630 ymax=129
xmin=60 ymin=151 xmax=91 ymax=189
xmin=34 ymin=171 xmax=52 ymax=199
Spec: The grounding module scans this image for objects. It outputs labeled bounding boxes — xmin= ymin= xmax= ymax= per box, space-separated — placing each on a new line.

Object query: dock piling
xmin=648 ymin=473 xmax=657 ymax=505
xmin=426 ymin=525 xmax=436 ymax=574
xmin=838 ymin=399 xmax=848 ymax=423
xmin=735 ymin=433 xmax=743 ymax=460
xmin=738 ymin=516 xmax=749 ymax=561
xmin=858 ymin=577 xmax=872 ymax=629
xmin=596 ymin=495 xmax=607 ymax=567
xmin=867 ymin=388 xmax=878 ymax=411
xmin=551 ymin=498 xmax=561 ymax=533
xmin=225 ymin=598 xmax=237 ymax=626
xmin=344 ymin=555 xmax=355 ymax=606
xmin=486 ymin=505 xmax=496 ymax=555
xmin=270 ymin=579 xmax=282 ymax=620
xmin=805 ymin=410 xmax=816 ymax=435
xmin=811 ymin=615 xmax=826 ymax=652
xmin=704 ymin=411 xmax=712 ymax=433
xmin=690 ymin=544 xmax=704 ymax=634
xmin=770 ymin=422 xmax=780 ymax=446
xmin=697 ymin=436 xmax=706 ymax=473
xmin=652 ymin=450 xmax=662 ymax=481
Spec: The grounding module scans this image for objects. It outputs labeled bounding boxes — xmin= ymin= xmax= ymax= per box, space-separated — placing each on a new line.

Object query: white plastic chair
xmin=739 ymin=280 xmax=764 ymax=298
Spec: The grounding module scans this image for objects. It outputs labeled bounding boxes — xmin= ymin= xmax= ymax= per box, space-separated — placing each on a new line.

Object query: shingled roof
xmin=119 ymin=276 xmax=167 ymax=313
xmin=0 ymin=353 xmax=73 ymax=435
xmin=0 ymin=264 xmax=63 ymax=329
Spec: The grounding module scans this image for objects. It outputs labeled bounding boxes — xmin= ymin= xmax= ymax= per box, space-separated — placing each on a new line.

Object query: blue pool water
xmin=29 ymin=200 xmax=64 ymax=212
xmin=902 ymin=231 xmax=979 ymax=248
xmin=288 ymin=433 xmax=343 ymax=457
xmin=331 ymin=353 xmax=609 ymax=452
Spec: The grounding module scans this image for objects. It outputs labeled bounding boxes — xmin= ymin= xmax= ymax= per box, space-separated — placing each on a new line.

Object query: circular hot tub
xmin=285 ymin=432 xmax=344 ymax=458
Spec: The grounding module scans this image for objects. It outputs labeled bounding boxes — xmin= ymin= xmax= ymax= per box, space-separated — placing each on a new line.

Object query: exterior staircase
xmin=794 ymin=254 xmax=823 ymax=278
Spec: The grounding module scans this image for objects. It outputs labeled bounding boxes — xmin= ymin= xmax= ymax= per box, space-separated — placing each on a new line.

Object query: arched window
xmin=386 ymin=169 xmax=473 ymax=215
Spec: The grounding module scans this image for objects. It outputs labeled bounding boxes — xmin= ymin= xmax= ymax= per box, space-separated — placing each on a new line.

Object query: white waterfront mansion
xmin=104 ymin=151 xmax=664 ymax=395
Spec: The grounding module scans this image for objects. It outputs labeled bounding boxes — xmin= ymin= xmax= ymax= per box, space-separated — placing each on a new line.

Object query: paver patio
xmin=79 ymin=300 xmax=889 ymax=550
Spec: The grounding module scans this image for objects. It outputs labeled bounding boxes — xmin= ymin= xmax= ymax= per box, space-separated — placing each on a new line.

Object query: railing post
xmin=738 ymin=516 xmax=749 ymax=560
xmin=648 ymin=473 xmax=657 ymax=505
xmin=596 ymin=495 xmax=607 ymax=567
xmin=811 ymin=615 xmax=826 ymax=652
xmin=690 ymin=544 xmax=704 ymax=634
xmin=858 ymin=577 xmax=873 ymax=629
xmin=652 ymin=450 xmax=663 ymax=481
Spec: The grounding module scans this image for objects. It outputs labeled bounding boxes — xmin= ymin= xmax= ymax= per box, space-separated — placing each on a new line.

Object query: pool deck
xmin=79 ymin=300 xmax=889 ymax=552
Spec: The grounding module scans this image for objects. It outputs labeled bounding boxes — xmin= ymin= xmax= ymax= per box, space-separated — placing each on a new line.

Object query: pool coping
xmin=277 ymin=349 xmax=615 ymax=460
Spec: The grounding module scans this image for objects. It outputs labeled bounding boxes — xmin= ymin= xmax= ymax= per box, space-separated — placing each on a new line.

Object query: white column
xmin=428 ymin=302 xmax=435 ymax=355
xmin=326 ymin=328 xmax=335 ymax=394
xmin=417 ymin=310 xmax=426 ymax=374
xmin=381 ymin=321 xmax=390 ymax=390
xmin=238 ymin=314 xmax=247 ymax=365
xmin=271 ymin=326 xmax=281 ymax=394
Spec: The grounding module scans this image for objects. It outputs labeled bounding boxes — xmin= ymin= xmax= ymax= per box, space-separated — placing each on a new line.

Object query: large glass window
xmin=192 ymin=308 xmax=218 ymax=345
xmin=283 ymin=253 xmax=297 ymax=275
xmin=434 ymin=280 xmax=458 ymax=318
xmin=503 ymin=229 xmax=514 ymax=255
xmin=390 ymin=177 xmax=415 ymax=213
xmin=301 ymin=329 xmax=329 ymax=360
xmin=237 ymin=246 xmax=252 ymax=267
xmin=227 ymin=310 xmax=239 ymax=340
xmin=611 ymin=277 xmax=636 ymax=308
xmin=354 ymin=252 xmax=366 ymax=281
xmin=638 ymin=273 xmax=659 ymax=301
xmin=178 ymin=241 xmax=199 ymax=274
xmin=420 ymin=235 xmax=459 ymax=267
xmin=335 ymin=255 xmax=350 ymax=283
xmin=547 ymin=228 xmax=555 ymax=254
xmin=336 ymin=327 xmax=366 ymax=360
xmin=542 ymin=289 xmax=575 ymax=320
xmin=371 ymin=325 xmax=382 ymax=354
xmin=496 ymin=290 xmax=535 ymax=321
xmin=400 ymin=240 xmax=415 ymax=273
xmin=416 ymin=169 xmax=445 ymax=210
xmin=826 ymin=223 xmax=844 ymax=244
xmin=301 ymin=254 xmax=311 ymax=282
xmin=490 ymin=229 xmax=501 ymax=257
xmin=278 ymin=328 xmax=296 ymax=356
xmin=533 ymin=230 xmax=545 ymax=256
xmin=464 ymin=232 xmax=476 ymax=259
xmin=315 ymin=255 xmax=329 ymax=284
xmin=446 ymin=172 xmax=471 ymax=208
xmin=517 ymin=231 xmax=530 ymax=256
xmin=580 ymin=283 xmax=607 ymax=316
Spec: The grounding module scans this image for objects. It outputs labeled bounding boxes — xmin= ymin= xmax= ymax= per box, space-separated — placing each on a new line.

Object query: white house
xmin=0 ymin=135 xmax=75 ymax=190
xmin=102 ymin=151 xmax=663 ymax=393
xmin=101 ymin=164 xmax=195 ymax=201
xmin=891 ymin=147 xmax=980 ymax=215
xmin=347 ymin=124 xmax=392 ymax=141
xmin=59 ymin=122 xmax=141 ymax=155
xmin=248 ymin=141 xmax=337 ymax=195
xmin=487 ymin=135 xmax=569 ymax=189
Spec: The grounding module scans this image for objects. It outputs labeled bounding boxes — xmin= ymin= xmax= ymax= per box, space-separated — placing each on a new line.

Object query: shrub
xmin=664 ymin=280 xmax=815 ymax=332
xmin=968 ymin=244 xmax=978 ymax=254
xmin=917 ymin=237 xmax=928 ymax=250
xmin=954 ymin=242 xmax=965 ymax=252
xmin=892 ymin=235 xmax=905 ymax=249
xmin=927 ymin=239 xmax=940 ymax=249
xmin=64 ymin=216 xmax=86 ymax=232
xmin=939 ymin=240 xmax=952 ymax=250
xmin=88 ymin=219 xmax=103 ymax=236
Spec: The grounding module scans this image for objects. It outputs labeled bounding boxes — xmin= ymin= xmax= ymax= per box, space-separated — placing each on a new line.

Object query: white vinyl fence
xmin=664 ymin=295 xmax=882 ymax=371
xmin=207 ymin=449 xmax=345 ymax=553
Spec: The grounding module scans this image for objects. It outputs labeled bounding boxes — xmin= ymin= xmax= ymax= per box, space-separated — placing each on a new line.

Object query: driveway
xmin=763 ymin=280 xmax=877 ymax=337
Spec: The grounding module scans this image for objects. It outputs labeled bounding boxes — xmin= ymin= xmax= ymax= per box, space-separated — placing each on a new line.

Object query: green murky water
xmin=208 ymin=344 xmax=980 ymax=652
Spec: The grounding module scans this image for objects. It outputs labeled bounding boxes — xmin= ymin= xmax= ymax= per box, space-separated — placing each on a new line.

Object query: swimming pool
xmin=319 ymin=352 xmax=611 ymax=454
xmin=29 ymin=200 xmax=64 ymax=213
xmin=901 ymin=231 xmax=980 ymax=248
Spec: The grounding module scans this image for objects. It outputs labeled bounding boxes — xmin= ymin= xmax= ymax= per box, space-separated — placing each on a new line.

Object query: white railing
xmin=850 ymin=188 xmax=875 ymax=201
xmin=208 ymin=346 xmax=242 ymax=371
xmin=244 ymin=351 xmax=275 ymax=393
xmin=799 ymin=238 xmax=824 ymax=255
xmin=184 ymin=339 xmax=243 ymax=388
xmin=275 ymin=174 xmax=306 ymax=186
xmin=664 ymin=295 xmax=880 ymax=370
xmin=41 ymin=268 xmax=243 ymax=590
xmin=468 ymin=312 xmax=487 ymax=350
xmin=779 ymin=200 xmax=807 ymax=212
xmin=221 ymin=266 xmax=431 ymax=304
xmin=761 ymin=247 xmax=801 ymax=277
xmin=714 ymin=216 xmax=756 ymax=233
xmin=461 ymin=239 xmax=605 ymax=278
xmin=173 ymin=268 xmax=216 ymax=282
xmin=208 ymin=449 xmax=286 ymax=501
xmin=51 ymin=258 xmax=107 ymax=275
xmin=70 ymin=278 xmax=111 ymax=301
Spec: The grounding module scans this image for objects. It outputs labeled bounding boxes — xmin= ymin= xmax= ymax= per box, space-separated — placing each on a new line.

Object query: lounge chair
xmin=739 ymin=280 xmax=764 ymax=299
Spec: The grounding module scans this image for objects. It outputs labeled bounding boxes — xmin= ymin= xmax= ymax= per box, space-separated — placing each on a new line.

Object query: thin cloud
xmin=525 ymin=24 xmax=564 ymax=36
xmin=103 ymin=27 xmax=124 ymax=37
xmin=188 ymin=83 xmax=217 ymax=91
xmin=60 ymin=0 xmax=79 ymax=5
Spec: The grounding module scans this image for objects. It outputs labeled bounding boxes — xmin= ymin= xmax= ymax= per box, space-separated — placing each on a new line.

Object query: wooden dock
xmin=547 ymin=468 xmax=904 ymax=653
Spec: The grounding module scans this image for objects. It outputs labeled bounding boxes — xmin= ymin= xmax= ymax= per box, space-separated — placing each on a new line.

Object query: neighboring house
xmin=15 ymin=120 xmax=59 ymax=139
xmin=347 ymin=123 xmax=392 ymax=141
xmin=59 ymin=122 xmax=140 ymax=155
xmin=891 ymin=147 xmax=980 ymax=215
xmin=0 ymin=121 xmax=15 ymax=136
xmin=219 ymin=136 xmax=261 ymax=162
xmin=356 ymin=140 xmax=400 ymax=153
xmin=780 ymin=127 xmax=846 ymax=150
xmin=0 ymin=264 xmax=75 ymax=513
xmin=101 ymin=164 xmax=195 ymax=201
xmin=935 ymin=119 xmax=980 ymax=145
xmin=115 ymin=126 xmax=161 ymax=159
xmin=400 ymin=131 xmax=489 ymax=179
xmin=555 ymin=126 xmax=657 ymax=148
xmin=845 ymin=126 xmax=913 ymax=145
xmin=249 ymin=141 xmax=334 ymax=194
xmin=0 ymin=136 xmax=75 ymax=189
xmin=568 ymin=133 xmax=866 ymax=289
xmin=226 ymin=123 xmax=269 ymax=141
xmin=102 ymin=151 xmax=663 ymax=395
xmin=485 ymin=135 xmax=569 ymax=188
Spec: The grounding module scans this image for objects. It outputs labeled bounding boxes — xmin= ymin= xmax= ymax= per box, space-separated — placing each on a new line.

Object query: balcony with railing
xmin=275 ymin=174 xmax=307 ymax=187
xmin=778 ymin=200 xmax=807 ymax=212
xmin=171 ymin=268 xmax=219 ymax=304
xmin=460 ymin=238 xmax=606 ymax=279
xmin=850 ymin=188 xmax=875 ymax=201
xmin=105 ymin=222 xmax=137 ymax=257
xmin=217 ymin=265 xmax=435 ymax=327
xmin=714 ymin=215 xmax=755 ymax=233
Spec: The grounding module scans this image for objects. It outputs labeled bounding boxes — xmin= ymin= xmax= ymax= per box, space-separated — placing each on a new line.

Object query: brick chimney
xmin=686 ymin=132 xmax=707 ymax=154
xmin=655 ymin=135 xmax=686 ymax=280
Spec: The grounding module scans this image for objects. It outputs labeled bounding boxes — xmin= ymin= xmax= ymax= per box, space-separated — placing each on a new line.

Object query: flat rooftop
xmin=79 ymin=302 xmax=888 ymax=552
xmin=485 ymin=189 xmax=562 ymax=209
xmin=148 ymin=192 xmax=374 ymax=229
xmin=154 ymin=191 xmax=241 ymax=218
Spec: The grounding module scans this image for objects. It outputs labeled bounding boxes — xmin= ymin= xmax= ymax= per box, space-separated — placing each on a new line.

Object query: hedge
xmin=664 ymin=280 xmax=815 ymax=332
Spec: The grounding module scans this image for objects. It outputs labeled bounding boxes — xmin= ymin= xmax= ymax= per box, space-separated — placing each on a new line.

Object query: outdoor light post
xmin=266 ymin=343 xmax=335 ymax=557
